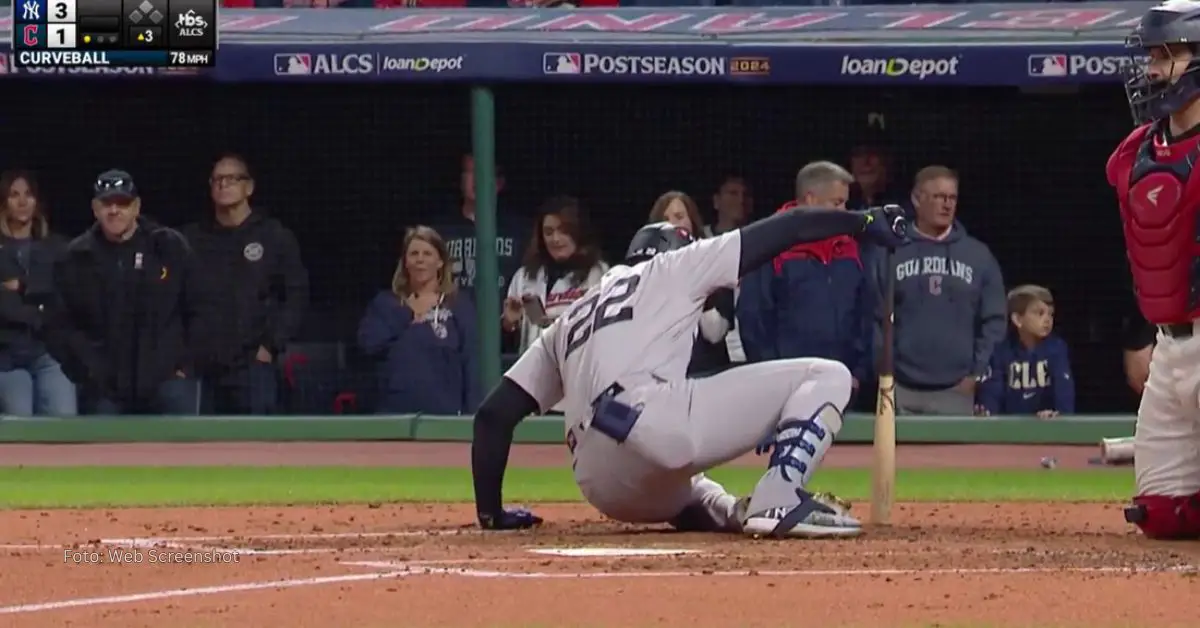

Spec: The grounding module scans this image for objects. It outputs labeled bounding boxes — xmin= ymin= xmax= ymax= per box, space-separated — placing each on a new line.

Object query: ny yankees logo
xmin=20 ymin=0 xmax=39 ymax=20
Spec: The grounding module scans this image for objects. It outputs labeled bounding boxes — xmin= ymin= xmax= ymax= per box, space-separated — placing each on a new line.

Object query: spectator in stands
xmin=1122 ymin=302 xmax=1155 ymax=396
xmin=0 ymin=171 xmax=76 ymax=416
xmin=704 ymin=174 xmax=751 ymax=237
xmin=183 ymin=154 xmax=309 ymax=415
xmin=704 ymin=175 xmax=751 ymax=363
xmin=357 ymin=226 xmax=480 ymax=415
xmin=502 ymin=196 xmax=606 ymax=355
xmin=975 ymin=285 xmax=1074 ymax=417
xmin=847 ymin=144 xmax=904 ymax=211
xmin=45 ymin=170 xmax=200 ymax=415
xmin=433 ymin=154 xmax=525 ymax=300
xmin=649 ymin=189 xmax=707 ymax=236
xmin=648 ymin=191 xmax=732 ymax=374
xmin=737 ymin=161 xmax=872 ymax=396
xmin=875 ymin=165 xmax=1006 ymax=416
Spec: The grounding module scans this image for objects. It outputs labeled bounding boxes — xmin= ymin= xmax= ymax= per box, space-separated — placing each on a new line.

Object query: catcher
xmin=1108 ymin=0 xmax=1200 ymax=539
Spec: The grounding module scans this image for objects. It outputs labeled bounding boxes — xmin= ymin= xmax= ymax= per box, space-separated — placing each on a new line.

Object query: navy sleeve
xmin=1049 ymin=338 xmax=1076 ymax=414
xmin=973 ymin=254 xmax=1007 ymax=376
xmin=976 ymin=350 xmax=1005 ymax=415
xmin=357 ymin=293 xmax=412 ymax=356
xmin=456 ymin=295 xmax=483 ymax=414
xmin=736 ymin=266 xmax=775 ymax=362
xmin=850 ymin=262 xmax=875 ymax=383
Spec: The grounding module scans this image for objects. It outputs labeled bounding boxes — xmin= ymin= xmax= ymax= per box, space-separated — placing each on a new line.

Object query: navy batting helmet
xmin=1125 ymin=0 xmax=1200 ymax=124
xmin=625 ymin=222 xmax=695 ymax=265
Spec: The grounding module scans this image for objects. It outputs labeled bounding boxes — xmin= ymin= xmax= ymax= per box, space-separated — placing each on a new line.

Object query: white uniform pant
xmin=1136 ymin=327 xmax=1200 ymax=497
xmin=572 ymin=358 xmax=851 ymax=523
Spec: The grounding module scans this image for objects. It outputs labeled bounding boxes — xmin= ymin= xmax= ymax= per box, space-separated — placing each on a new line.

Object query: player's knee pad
xmin=1126 ymin=493 xmax=1200 ymax=539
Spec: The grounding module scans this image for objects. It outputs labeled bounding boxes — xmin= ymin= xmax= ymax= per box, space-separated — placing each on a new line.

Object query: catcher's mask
xmin=1124 ymin=0 xmax=1200 ymax=125
xmin=625 ymin=222 xmax=696 ymax=265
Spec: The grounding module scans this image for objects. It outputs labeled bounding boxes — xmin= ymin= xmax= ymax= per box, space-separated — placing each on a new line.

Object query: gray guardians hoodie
xmin=872 ymin=220 xmax=1007 ymax=389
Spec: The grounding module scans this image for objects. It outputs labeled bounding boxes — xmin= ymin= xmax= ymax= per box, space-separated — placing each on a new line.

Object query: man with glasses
xmin=872 ymin=165 xmax=1007 ymax=416
xmin=44 ymin=170 xmax=201 ymax=415
xmin=182 ymin=154 xmax=308 ymax=415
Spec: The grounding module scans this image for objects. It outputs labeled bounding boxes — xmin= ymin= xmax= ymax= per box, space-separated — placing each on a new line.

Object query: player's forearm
xmin=737 ymin=208 xmax=868 ymax=277
xmin=471 ymin=417 xmax=515 ymax=516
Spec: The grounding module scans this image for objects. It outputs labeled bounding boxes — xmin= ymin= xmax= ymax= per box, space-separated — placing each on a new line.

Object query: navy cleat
xmin=743 ymin=489 xmax=862 ymax=539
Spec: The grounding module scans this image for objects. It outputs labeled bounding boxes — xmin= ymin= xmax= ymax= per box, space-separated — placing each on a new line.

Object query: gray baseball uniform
xmin=505 ymin=230 xmax=852 ymax=529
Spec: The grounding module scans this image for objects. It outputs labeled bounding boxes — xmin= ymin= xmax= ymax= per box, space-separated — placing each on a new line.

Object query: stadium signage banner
xmin=0 ymin=3 xmax=1156 ymax=85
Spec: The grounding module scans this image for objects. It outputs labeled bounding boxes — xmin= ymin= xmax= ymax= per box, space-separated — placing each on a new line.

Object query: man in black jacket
xmin=182 ymin=154 xmax=308 ymax=415
xmin=44 ymin=170 xmax=200 ymax=414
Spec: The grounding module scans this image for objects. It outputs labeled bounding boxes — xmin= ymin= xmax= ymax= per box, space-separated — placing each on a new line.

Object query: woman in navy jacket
xmin=357 ymin=226 xmax=481 ymax=415
xmin=0 ymin=171 xmax=76 ymax=416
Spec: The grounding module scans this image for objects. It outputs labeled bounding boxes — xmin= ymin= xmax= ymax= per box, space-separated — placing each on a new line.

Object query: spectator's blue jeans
xmin=88 ymin=378 xmax=201 ymax=415
xmin=0 ymin=352 xmax=77 ymax=416
xmin=202 ymin=362 xmax=279 ymax=415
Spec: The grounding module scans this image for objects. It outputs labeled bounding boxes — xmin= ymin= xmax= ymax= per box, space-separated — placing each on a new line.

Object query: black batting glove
xmin=858 ymin=205 xmax=910 ymax=248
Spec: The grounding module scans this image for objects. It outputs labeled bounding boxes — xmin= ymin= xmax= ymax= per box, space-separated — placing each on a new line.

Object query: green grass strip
xmin=0 ymin=467 xmax=1132 ymax=508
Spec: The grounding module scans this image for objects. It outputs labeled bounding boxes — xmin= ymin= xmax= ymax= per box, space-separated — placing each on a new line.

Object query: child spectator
xmin=357 ymin=226 xmax=480 ymax=415
xmin=976 ymin=285 xmax=1074 ymax=417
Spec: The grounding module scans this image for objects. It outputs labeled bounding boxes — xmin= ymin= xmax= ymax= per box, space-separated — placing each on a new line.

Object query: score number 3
xmin=47 ymin=0 xmax=78 ymax=49
xmin=564 ymin=276 xmax=640 ymax=359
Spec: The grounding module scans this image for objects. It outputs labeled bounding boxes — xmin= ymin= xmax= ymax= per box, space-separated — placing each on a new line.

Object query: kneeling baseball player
xmin=471 ymin=205 xmax=909 ymax=538
xmin=1110 ymin=0 xmax=1200 ymax=539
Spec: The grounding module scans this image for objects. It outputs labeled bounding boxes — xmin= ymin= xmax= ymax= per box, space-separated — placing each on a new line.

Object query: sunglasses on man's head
xmin=95 ymin=177 xmax=133 ymax=192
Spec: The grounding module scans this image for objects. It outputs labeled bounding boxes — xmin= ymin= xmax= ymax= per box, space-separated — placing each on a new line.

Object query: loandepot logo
xmin=840 ymin=56 xmax=960 ymax=80
xmin=381 ymin=56 xmax=464 ymax=73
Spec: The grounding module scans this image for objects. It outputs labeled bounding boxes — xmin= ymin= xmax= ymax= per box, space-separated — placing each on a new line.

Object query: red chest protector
xmin=1108 ymin=122 xmax=1200 ymax=324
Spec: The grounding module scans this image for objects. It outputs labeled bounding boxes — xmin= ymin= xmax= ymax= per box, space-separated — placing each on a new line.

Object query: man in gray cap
xmin=43 ymin=169 xmax=202 ymax=415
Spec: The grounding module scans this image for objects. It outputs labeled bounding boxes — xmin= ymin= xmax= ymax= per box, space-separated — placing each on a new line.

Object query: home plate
xmin=528 ymin=547 xmax=701 ymax=557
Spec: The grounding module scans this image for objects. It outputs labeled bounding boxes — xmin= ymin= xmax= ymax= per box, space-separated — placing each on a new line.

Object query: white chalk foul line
xmin=100 ymin=529 xmax=475 ymax=545
xmin=400 ymin=564 xmax=1200 ymax=581
xmin=0 ymin=568 xmax=445 ymax=615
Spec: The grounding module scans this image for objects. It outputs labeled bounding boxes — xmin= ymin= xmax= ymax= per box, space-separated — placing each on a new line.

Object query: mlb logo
xmin=1028 ymin=54 xmax=1068 ymax=77
xmin=274 ymin=53 xmax=312 ymax=76
xmin=543 ymin=52 xmax=581 ymax=75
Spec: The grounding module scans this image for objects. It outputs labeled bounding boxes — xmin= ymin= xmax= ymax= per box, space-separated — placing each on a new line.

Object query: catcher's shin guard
xmin=1125 ymin=493 xmax=1200 ymax=539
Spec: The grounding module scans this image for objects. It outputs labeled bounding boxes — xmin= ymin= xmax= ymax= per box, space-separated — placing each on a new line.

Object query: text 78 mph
xmin=170 ymin=50 xmax=211 ymax=66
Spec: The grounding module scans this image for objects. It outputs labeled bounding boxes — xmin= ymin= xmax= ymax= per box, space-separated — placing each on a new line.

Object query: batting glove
xmin=478 ymin=507 xmax=543 ymax=531
xmin=859 ymin=205 xmax=910 ymax=248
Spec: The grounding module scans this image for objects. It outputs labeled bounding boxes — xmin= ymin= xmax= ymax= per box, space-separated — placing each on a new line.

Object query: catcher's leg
xmin=1125 ymin=334 xmax=1200 ymax=539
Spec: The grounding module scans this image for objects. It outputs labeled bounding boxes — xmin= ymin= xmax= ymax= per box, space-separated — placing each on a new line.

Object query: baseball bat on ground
xmin=871 ymin=247 xmax=897 ymax=525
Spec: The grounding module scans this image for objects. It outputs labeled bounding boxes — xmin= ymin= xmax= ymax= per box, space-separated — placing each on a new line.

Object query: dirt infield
xmin=1 ymin=443 xmax=1194 ymax=628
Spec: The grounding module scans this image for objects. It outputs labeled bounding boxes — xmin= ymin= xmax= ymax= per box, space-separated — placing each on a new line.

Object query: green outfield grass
xmin=0 ymin=466 xmax=1133 ymax=508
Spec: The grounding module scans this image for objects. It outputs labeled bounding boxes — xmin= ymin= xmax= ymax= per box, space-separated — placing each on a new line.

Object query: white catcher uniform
xmin=504 ymin=229 xmax=861 ymax=537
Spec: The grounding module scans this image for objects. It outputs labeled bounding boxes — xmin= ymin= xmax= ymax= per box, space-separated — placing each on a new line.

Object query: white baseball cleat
xmin=743 ymin=490 xmax=863 ymax=539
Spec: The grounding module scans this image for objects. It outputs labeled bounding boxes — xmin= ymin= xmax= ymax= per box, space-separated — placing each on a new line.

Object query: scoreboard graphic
xmin=11 ymin=0 xmax=218 ymax=69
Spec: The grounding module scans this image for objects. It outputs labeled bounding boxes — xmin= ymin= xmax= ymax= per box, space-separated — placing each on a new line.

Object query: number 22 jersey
xmin=504 ymin=231 xmax=743 ymax=429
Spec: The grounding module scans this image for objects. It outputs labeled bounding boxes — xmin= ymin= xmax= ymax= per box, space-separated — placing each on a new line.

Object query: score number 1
xmin=47 ymin=0 xmax=78 ymax=49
